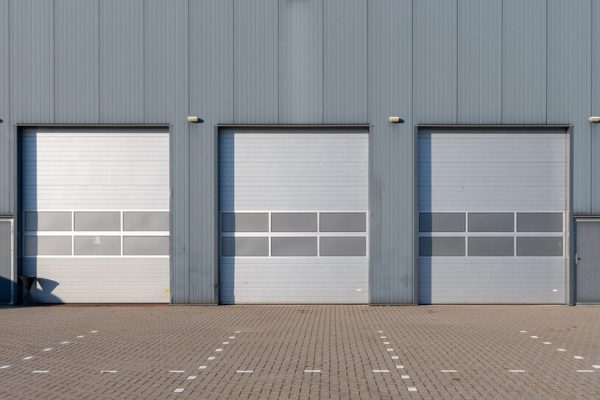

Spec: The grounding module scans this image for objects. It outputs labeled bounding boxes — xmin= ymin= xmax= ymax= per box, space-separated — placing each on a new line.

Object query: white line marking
xmin=383 ymin=342 xmax=390 ymax=345
xmin=407 ymin=387 xmax=417 ymax=392
xmin=174 ymin=388 xmax=184 ymax=394
xmin=229 ymin=336 xmax=235 ymax=339
xmin=543 ymin=342 xmax=551 ymax=345
xmin=401 ymin=374 xmax=410 ymax=379
xmin=377 ymin=330 xmax=383 ymax=333
xmin=557 ymin=349 xmax=567 ymax=352
xmin=396 ymin=365 xmax=404 ymax=369
xmin=234 ymin=331 xmax=241 ymax=334
xmin=42 ymin=348 xmax=52 ymax=352
xmin=216 ymin=349 xmax=223 ymax=352
xmin=60 ymin=341 xmax=70 ymax=345
xmin=0 ymin=365 xmax=10 ymax=369
xmin=372 ymin=369 xmax=389 ymax=373
xmin=32 ymin=370 xmax=49 ymax=374
xmin=520 ymin=330 xmax=527 ymax=333
xmin=304 ymin=370 xmax=321 ymax=373
xmin=199 ymin=366 xmax=207 ymax=370
xmin=592 ymin=365 xmax=600 ymax=369
xmin=169 ymin=370 xmax=185 ymax=373
xmin=236 ymin=370 xmax=253 ymax=373
xmin=23 ymin=356 xmax=33 ymax=361
xmin=574 ymin=356 xmax=584 ymax=360
xmin=391 ymin=356 xmax=399 ymax=360
xmin=90 ymin=331 xmax=98 ymax=333
xmin=509 ymin=370 xmax=526 ymax=373
xmin=100 ymin=370 xmax=117 ymax=374
xmin=77 ymin=335 xmax=85 ymax=338
xmin=208 ymin=357 xmax=215 ymax=361
xmin=223 ymin=342 xmax=230 ymax=345
xmin=386 ymin=348 xmax=394 ymax=352
xmin=441 ymin=370 xmax=457 ymax=373
xmin=380 ymin=336 xmax=386 ymax=339
xmin=577 ymin=370 xmax=594 ymax=373
xmin=187 ymin=375 xmax=197 ymax=380
xmin=530 ymin=336 xmax=538 ymax=339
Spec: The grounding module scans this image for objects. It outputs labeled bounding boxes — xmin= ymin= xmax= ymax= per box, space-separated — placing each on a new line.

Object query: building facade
xmin=0 ymin=0 xmax=599 ymax=305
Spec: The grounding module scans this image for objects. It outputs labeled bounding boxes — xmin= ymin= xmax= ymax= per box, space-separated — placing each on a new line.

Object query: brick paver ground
xmin=0 ymin=305 xmax=599 ymax=399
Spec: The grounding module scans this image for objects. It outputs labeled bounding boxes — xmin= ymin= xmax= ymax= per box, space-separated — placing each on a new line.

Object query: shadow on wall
xmin=218 ymin=132 xmax=236 ymax=305
xmin=417 ymin=133 xmax=433 ymax=305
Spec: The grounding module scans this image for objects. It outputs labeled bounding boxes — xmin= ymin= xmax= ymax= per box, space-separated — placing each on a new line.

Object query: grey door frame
xmin=0 ymin=218 xmax=14 ymax=304
xmin=414 ymin=124 xmax=573 ymax=305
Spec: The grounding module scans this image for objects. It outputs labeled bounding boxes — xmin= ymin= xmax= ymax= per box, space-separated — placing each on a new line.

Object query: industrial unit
xmin=0 ymin=0 xmax=599 ymax=305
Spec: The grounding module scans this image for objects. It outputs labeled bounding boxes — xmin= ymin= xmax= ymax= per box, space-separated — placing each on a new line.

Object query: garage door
xmin=418 ymin=130 xmax=569 ymax=304
xmin=22 ymin=128 xmax=170 ymax=303
xmin=219 ymin=130 xmax=369 ymax=304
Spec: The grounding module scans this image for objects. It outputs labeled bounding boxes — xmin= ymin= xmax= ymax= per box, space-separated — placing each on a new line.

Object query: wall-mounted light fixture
xmin=388 ymin=116 xmax=404 ymax=124
xmin=589 ymin=116 xmax=600 ymax=123
xmin=0 ymin=118 xmax=3 ymax=123
xmin=187 ymin=116 xmax=204 ymax=124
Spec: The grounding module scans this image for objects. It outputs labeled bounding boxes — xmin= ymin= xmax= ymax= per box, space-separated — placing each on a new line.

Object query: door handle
xmin=576 ymin=254 xmax=581 ymax=264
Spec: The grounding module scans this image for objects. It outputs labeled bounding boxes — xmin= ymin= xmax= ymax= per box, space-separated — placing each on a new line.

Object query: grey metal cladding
xmin=419 ymin=213 xmax=465 ymax=232
xmin=74 ymin=236 xmax=121 ymax=256
xmin=271 ymin=237 xmax=318 ymax=256
xmin=222 ymin=213 xmax=269 ymax=233
xmin=271 ymin=213 xmax=317 ymax=232
xmin=516 ymin=237 xmax=563 ymax=256
xmin=319 ymin=213 xmax=366 ymax=232
xmin=419 ymin=237 xmax=465 ymax=257
xmin=468 ymin=213 xmax=514 ymax=232
xmin=221 ymin=237 xmax=269 ymax=257
xmin=74 ymin=212 xmax=121 ymax=232
xmin=25 ymin=236 xmax=72 ymax=256
xmin=517 ymin=213 xmax=563 ymax=232
xmin=123 ymin=236 xmax=169 ymax=256
xmin=25 ymin=212 xmax=72 ymax=232
xmin=0 ymin=221 xmax=11 ymax=303
xmin=320 ymin=237 xmax=367 ymax=257
xmin=0 ymin=0 xmax=10 ymax=216
xmin=123 ymin=212 xmax=169 ymax=232
xmin=468 ymin=237 xmax=514 ymax=257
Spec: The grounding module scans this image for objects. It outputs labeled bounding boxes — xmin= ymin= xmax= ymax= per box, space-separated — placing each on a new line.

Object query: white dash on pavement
xmin=530 ymin=336 xmax=538 ymax=339
xmin=236 ymin=370 xmax=253 ymax=373
xmin=32 ymin=370 xmax=49 ymax=374
xmin=187 ymin=375 xmax=197 ymax=380
xmin=77 ymin=335 xmax=85 ymax=338
xmin=90 ymin=331 xmax=98 ymax=333
xmin=577 ymin=370 xmax=594 ymax=373
xmin=42 ymin=348 xmax=52 ymax=352
xmin=60 ymin=341 xmax=70 ymax=345
xmin=380 ymin=336 xmax=386 ymax=339
xmin=592 ymin=365 xmax=600 ymax=369
xmin=100 ymin=370 xmax=117 ymax=374
xmin=223 ymin=342 xmax=230 ymax=345
xmin=383 ymin=342 xmax=390 ymax=345
xmin=391 ymin=356 xmax=399 ymax=360
xmin=377 ymin=330 xmax=384 ymax=333
xmin=520 ymin=331 xmax=527 ymax=333
xmin=441 ymin=370 xmax=457 ymax=373
xmin=304 ymin=370 xmax=321 ymax=373
xmin=169 ymin=370 xmax=185 ymax=373
xmin=23 ymin=356 xmax=33 ymax=361
xmin=557 ymin=349 xmax=567 ymax=352
xmin=216 ymin=349 xmax=223 ymax=352
xmin=199 ymin=366 xmax=207 ymax=370
xmin=174 ymin=388 xmax=184 ymax=394
xmin=0 ymin=365 xmax=10 ymax=369
xmin=575 ymin=356 xmax=584 ymax=360
xmin=234 ymin=331 xmax=241 ymax=334
xmin=407 ymin=387 xmax=417 ymax=392
xmin=543 ymin=342 xmax=551 ymax=345
xmin=387 ymin=348 xmax=394 ymax=352
xmin=372 ymin=370 xmax=389 ymax=373
xmin=401 ymin=375 xmax=410 ymax=379
xmin=229 ymin=336 xmax=235 ymax=339
xmin=396 ymin=365 xmax=405 ymax=369
xmin=208 ymin=357 xmax=216 ymax=361
xmin=509 ymin=370 xmax=526 ymax=373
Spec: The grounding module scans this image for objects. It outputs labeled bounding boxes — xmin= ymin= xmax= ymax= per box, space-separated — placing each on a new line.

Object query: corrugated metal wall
xmin=0 ymin=0 xmax=598 ymax=303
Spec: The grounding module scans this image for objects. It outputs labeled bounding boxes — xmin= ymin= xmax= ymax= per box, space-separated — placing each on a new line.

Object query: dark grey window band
xmin=517 ymin=213 xmax=563 ymax=232
xmin=516 ymin=237 xmax=563 ymax=256
xmin=468 ymin=237 xmax=514 ymax=256
xmin=222 ymin=213 xmax=269 ymax=232
xmin=419 ymin=213 xmax=465 ymax=232
xmin=271 ymin=213 xmax=317 ymax=232
xmin=320 ymin=237 xmax=367 ymax=256
xmin=271 ymin=237 xmax=318 ymax=256
xmin=419 ymin=237 xmax=465 ymax=256
xmin=75 ymin=212 xmax=121 ymax=231
xmin=468 ymin=213 xmax=514 ymax=232
xmin=319 ymin=212 xmax=366 ymax=232
xmin=25 ymin=211 xmax=72 ymax=232
xmin=222 ymin=237 xmax=269 ymax=257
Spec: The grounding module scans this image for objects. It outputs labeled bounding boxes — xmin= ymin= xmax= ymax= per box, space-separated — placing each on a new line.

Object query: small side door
xmin=576 ymin=220 xmax=600 ymax=304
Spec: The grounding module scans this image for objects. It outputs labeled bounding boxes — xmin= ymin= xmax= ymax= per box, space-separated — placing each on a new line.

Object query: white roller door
xmin=418 ymin=130 xmax=569 ymax=304
xmin=219 ymin=130 xmax=369 ymax=304
xmin=22 ymin=128 xmax=170 ymax=303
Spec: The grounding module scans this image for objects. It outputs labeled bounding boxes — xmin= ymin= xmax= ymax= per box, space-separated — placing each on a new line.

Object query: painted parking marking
xmin=592 ymin=365 xmax=600 ymax=369
xmin=187 ymin=375 xmax=197 ymax=380
xmin=77 ymin=335 xmax=85 ymax=338
xmin=223 ymin=342 xmax=230 ymax=345
xmin=174 ymin=388 xmax=184 ymax=394
xmin=401 ymin=374 xmax=410 ymax=379
xmin=577 ymin=370 xmax=594 ymax=373
xmin=60 ymin=341 xmax=70 ymax=345
xmin=386 ymin=348 xmax=394 ymax=352
xmin=198 ymin=366 xmax=207 ymax=370
xmin=391 ymin=356 xmax=399 ymax=360
xmin=100 ymin=370 xmax=117 ymax=374
xmin=396 ymin=365 xmax=405 ymax=369
xmin=407 ymin=387 xmax=417 ymax=392
xmin=574 ymin=356 xmax=584 ymax=360
xmin=377 ymin=330 xmax=384 ymax=333
xmin=42 ymin=348 xmax=52 ymax=352
xmin=0 ymin=365 xmax=10 ymax=369
xmin=304 ymin=370 xmax=321 ymax=373
xmin=557 ymin=349 xmax=567 ymax=352
xmin=509 ymin=370 xmax=526 ymax=373
xmin=441 ymin=370 xmax=457 ymax=373
xmin=236 ymin=370 xmax=253 ymax=373
xmin=372 ymin=369 xmax=389 ymax=373
xmin=520 ymin=330 xmax=527 ymax=333
xmin=215 ymin=348 xmax=223 ymax=352
xmin=23 ymin=356 xmax=33 ymax=361
xmin=229 ymin=336 xmax=235 ymax=339
xmin=91 ymin=331 xmax=98 ymax=333
xmin=234 ymin=331 xmax=241 ymax=334
xmin=207 ymin=357 xmax=216 ymax=361
xmin=543 ymin=342 xmax=551 ymax=345
xmin=32 ymin=370 xmax=49 ymax=374
xmin=380 ymin=336 xmax=387 ymax=339
xmin=530 ymin=336 xmax=538 ymax=339
xmin=169 ymin=370 xmax=185 ymax=373
xmin=383 ymin=342 xmax=390 ymax=345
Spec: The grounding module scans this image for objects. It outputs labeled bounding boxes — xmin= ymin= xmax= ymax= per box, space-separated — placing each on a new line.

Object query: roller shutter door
xmin=418 ymin=130 xmax=569 ymax=304
xmin=219 ymin=130 xmax=369 ymax=304
xmin=22 ymin=128 xmax=170 ymax=303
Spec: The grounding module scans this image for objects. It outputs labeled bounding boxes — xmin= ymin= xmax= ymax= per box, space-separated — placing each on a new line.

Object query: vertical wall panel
xmin=547 ymin=0 xmax=591 ymax=214
xmin=369 ymin=0 xmax=414 ymax=304
xmin=55 ymin=0 xmax=99 ymax=123
xmin=188 ymin=0 xmax=234 ymax=304
xmin=278 ymin=0 xmax=323 ymax=123
xmin=99 ymin=0 xmax=144 ymax=123
xmin=502 ymin=0 xmax=546 ymax=123
xmin=10 ymin=0 xmax=54 ymax=123
xmin=323 ymin=0 xmax=368 ymax=123
xmin=591 ymin=1 xmax=600 ymax=214
xmin=0 ymin=0 xmax=11 ymax=215
xmin=233 ymin=0 xmax=278 ymax=124
xmin=413 ymin=0 xmax=457 ymax=124
xmin=457 ymin=0 xmax=502 ymax=123
xmin=144 ymin=0 xmax=190 ymax=303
